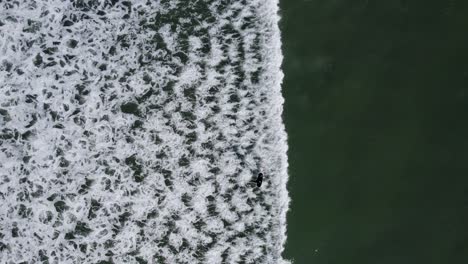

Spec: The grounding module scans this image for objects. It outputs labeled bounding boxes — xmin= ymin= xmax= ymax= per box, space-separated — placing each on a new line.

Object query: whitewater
xmin=0 ymin=0 xmax=290 ymax=263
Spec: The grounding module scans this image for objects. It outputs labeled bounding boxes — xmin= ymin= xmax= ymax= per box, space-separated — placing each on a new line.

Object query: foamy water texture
xmin=0 ymin=0 xmax=289 ymax=263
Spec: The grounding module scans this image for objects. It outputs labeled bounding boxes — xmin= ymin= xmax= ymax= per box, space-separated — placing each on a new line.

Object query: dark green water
xmin=281 ymin=1 xmax=468 ymax=263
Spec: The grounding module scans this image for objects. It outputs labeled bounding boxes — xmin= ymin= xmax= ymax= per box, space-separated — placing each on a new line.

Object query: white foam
xmin=0 ymin=0 xmax=290 ymax=263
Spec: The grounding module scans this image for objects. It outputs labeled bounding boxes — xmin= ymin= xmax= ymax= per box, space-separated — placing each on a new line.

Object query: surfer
xmin=253 ymin=173 xmax=263 ymax=187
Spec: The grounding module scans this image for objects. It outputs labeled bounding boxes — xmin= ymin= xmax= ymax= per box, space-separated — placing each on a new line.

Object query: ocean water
xmin=0 ymin=0 xmax=290 ymax=263
xmin=282 ymin=0 xmax=468 ymax=263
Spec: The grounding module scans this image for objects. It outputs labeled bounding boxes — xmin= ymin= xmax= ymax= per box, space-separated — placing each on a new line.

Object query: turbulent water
xmin=0 ymin=0 xmax=289 ymax=263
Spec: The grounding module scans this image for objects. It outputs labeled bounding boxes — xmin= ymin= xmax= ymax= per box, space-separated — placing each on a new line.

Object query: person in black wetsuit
xmin=255 ymin=173 xmax=263 ymax=187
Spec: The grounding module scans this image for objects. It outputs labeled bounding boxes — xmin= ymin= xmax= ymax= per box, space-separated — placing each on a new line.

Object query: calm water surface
xmin=281 ymin=1 xmax=468 ymax=263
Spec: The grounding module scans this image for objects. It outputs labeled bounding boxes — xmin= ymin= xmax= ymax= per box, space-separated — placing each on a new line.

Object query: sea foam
xmin=0 ymin=0 xmax=290 ymax=263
